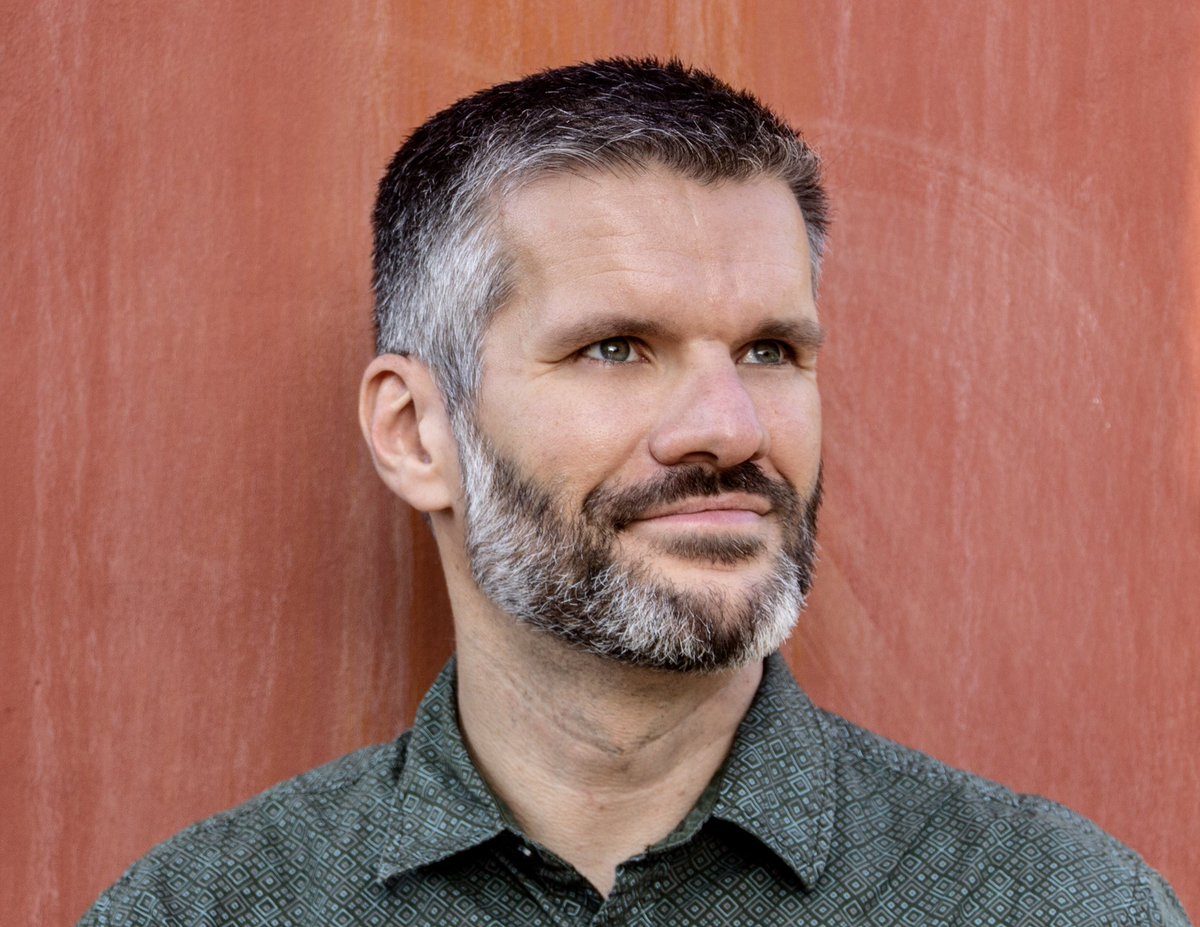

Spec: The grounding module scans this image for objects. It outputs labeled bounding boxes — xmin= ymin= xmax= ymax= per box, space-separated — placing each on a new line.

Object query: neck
xmin=453 ymin=599 xmax=762 ymax=897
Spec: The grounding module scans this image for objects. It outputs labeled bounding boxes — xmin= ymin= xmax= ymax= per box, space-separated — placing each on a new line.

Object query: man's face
xmin=457 ymin=166 xmax=823 ymax=672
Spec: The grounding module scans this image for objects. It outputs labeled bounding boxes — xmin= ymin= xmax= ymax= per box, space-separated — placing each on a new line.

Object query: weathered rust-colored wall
xmin=3 ymin=3 xmax=1195 ymax=922
xmin=790 ymin=4 xmax=1200 ymax=906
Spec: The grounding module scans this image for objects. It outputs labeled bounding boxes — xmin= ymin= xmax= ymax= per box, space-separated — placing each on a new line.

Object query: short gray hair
xmin=372 ymin=57 xmax=829 ymax=412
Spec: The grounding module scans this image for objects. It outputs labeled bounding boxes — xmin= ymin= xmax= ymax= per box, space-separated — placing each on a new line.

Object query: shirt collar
xmin=709 ymin=651 xmax=836 ymax=889
xmin=377 ymin=658 xmax=508 ymax=882
xmin=376 ymin=651 xmax=836 ymax=889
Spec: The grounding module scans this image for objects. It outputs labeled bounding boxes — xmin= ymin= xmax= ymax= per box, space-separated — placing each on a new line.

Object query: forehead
xmin=493 ymin=166 xmax=815 ymax=333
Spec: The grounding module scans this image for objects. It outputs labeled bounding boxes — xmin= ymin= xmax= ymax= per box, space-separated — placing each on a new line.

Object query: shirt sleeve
xmin=75 ymin=874 xmax=170 ymax=927
xmin=1136 ymin=862 xmax=1194 ymax=927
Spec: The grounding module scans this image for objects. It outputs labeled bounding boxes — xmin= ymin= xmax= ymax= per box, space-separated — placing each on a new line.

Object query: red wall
xmin=3 ymin=3 xmax=1196 ymax=922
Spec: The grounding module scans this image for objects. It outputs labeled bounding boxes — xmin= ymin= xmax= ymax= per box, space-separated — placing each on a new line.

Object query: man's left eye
xmin=742 ymin=340 xmax=791 ymax=365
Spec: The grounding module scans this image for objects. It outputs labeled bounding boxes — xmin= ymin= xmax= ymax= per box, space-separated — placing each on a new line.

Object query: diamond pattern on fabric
xmin=79 ymin=654 xmax=1191 ymax=926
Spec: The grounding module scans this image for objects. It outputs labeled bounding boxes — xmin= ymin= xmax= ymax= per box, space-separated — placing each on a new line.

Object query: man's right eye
xmin=581 ymin=338 xmax=640 ymax=363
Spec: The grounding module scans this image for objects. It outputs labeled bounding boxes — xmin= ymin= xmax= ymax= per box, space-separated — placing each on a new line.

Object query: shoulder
xmin=822 ymin=707 xmax=1121 ymax=856
xmin=77 ymin=736 xmax=410 ymax=927
xmin=815 ymin=708 xmax=1190 ymax=926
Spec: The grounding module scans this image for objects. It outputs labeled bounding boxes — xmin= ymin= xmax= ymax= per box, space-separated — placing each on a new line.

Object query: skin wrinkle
xmin=493 ymin=657 xmax=722 ymax=764
xmin=460 ymin=619 xmax=762 ymax=778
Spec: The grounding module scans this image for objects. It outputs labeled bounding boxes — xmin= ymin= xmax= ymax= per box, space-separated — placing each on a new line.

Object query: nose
xmin=647 ymin=356 xmax=770 ymax=468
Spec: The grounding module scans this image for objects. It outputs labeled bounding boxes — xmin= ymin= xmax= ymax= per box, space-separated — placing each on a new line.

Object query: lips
xmin=634 ymin=493 xmax=771 ymax=523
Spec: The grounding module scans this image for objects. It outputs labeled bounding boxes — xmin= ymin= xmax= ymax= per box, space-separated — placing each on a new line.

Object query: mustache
xmin=582 ymin=462 xmax=800 ymax=531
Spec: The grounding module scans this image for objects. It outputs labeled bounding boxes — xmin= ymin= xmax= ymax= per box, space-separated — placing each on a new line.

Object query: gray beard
xmin=455 ymin=415 xmax=821 ymax=673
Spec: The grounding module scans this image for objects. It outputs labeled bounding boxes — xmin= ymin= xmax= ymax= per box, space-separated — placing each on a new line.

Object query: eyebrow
xmin=751 ymin=318 xmax=826 ymax=351
xmin=545 ymin=315 xmax=671 ymax=350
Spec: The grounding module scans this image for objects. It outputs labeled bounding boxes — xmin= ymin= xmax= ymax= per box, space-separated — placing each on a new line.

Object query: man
xmin=81 ymin=58 xmax=1189 ymax=926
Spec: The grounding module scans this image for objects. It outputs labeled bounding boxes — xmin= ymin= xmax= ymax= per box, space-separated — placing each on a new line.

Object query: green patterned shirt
xmin=80 ymin=653 xmax=1190 ymax=926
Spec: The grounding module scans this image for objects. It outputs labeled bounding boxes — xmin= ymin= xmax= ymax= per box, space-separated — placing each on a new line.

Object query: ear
xmin=358 ymin=354 xmax=459 ymax=513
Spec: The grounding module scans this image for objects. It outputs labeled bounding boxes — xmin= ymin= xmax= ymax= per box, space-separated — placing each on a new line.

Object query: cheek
xmin=763 ymin=386 xmax=822 ymax=469
xmin=483 ymin=382 xmax=649 ymax=482
xmin=545 ymin=408 xmax=646 ymax=481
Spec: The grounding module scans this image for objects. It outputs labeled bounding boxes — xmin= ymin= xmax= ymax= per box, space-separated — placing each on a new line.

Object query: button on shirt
xmin=80 ymin=653 xmax=1191 ymax=926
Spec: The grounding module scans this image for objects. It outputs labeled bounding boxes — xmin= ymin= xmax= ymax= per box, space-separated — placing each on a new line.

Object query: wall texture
xmin=3 ymin=2 xmax=1196 ymax=922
